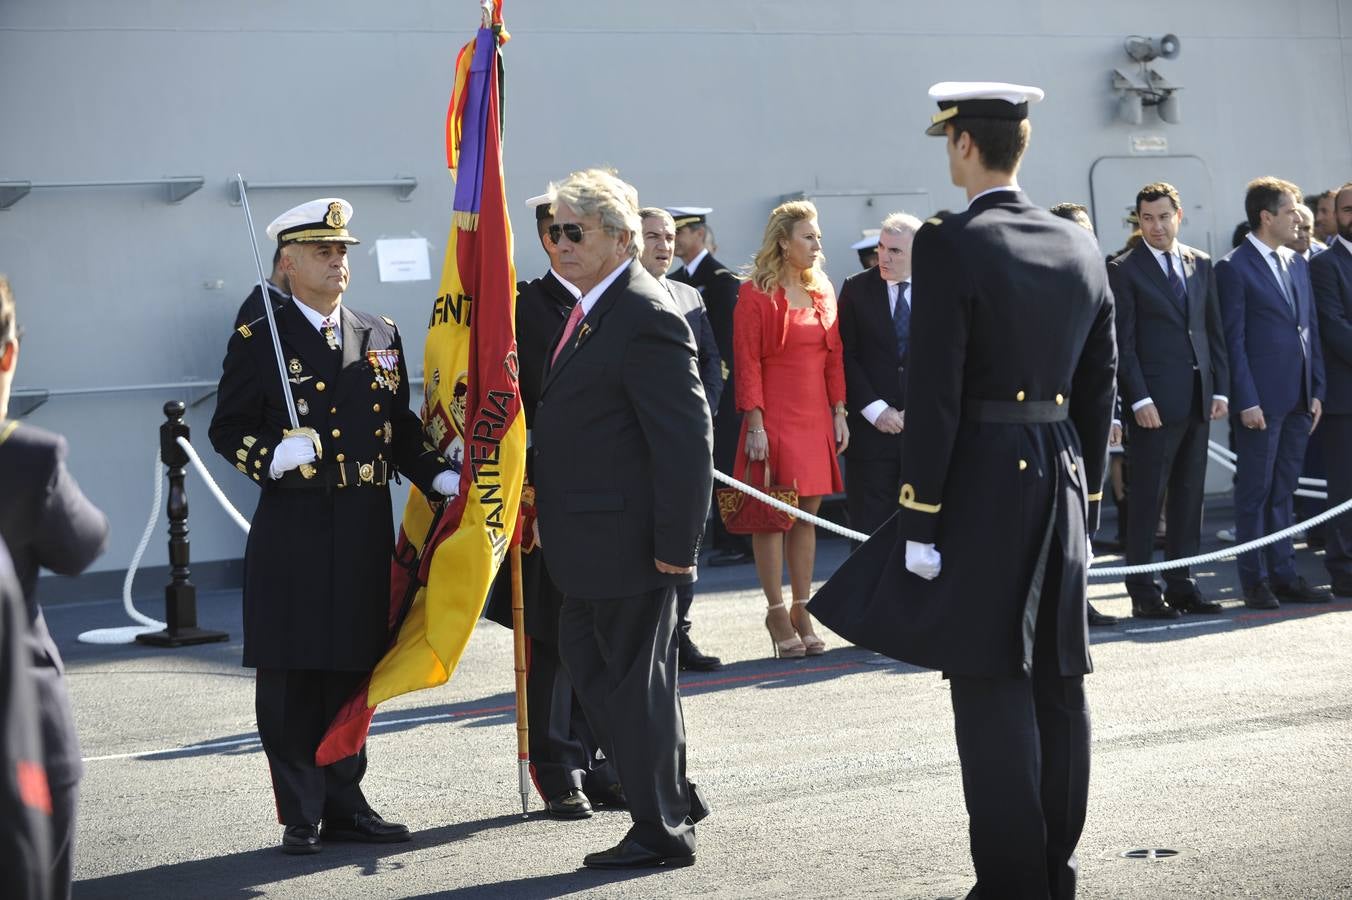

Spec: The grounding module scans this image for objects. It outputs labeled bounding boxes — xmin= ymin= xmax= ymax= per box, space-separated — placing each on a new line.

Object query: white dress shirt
xmin=968 ymin=183 xmax=1019 ymax=207
xmin=577 ymin=259 xmax=631 ymax=317
xmin=861 ymin=278 xmax=911 ymax=425
xmin=549 ymin=267 xmax=583 ymax=300
xmin=293 ymin=298 xmax=343 ymax=350
xmin=1339 ymin=234 xmax=1352 ymax=256
xmin=683 ymin=248 xmax=709 ymax=278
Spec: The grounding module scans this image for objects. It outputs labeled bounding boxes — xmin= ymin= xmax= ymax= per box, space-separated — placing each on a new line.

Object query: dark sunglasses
xmin=548 ymin=223 xmax=605 ymax=245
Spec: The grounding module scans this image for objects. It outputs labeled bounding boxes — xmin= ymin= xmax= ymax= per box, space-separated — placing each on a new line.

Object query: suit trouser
xmin=844 ymin=452 xmax=902 ymax=540
xmin=1232 ymin=407 xmax=1311 ymax=590
xmin=558 ymin=586 xmax=704 ymax=854
xmin=35 ymin=668 xmax=80 ymax=900
xmin=1124 ymin=390 xmax=1208 ymax=601
xmin=525 ymin=635 xmax=616 ymax=800
xmin=949 ymin=551 xmax=1090 ymax=900
xmin=1321 ymin=414 xmax=1352 ymax=582
xmin=255 ymin=668 xmax=369 ymax=826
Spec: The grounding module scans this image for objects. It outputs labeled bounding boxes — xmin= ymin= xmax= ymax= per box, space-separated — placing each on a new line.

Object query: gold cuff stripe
xmin=898 ymin=483 xmax=942 ymax=514
xmin=0 ymin=420 xmax=19 ymax=447
xmin=1086 ymin=491 xmax=1103 ymax=502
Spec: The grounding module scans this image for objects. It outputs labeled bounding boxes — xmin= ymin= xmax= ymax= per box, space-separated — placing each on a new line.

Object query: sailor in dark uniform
xmin=851 ymin=231 xmax=881 ymax=271
xmin=483 ymin=192 xmax=623 ymax=818
xmin=667 ymin=206 xmax=750 ymax=566
xmin=810 ymin=83 xmax=1117 ymax=898
xmin=234 ymin=246 xmax=291 ymax=328
xmin=639 ymin=206 xmax=724 ymax=671
xmin=209 ymin=198 xmax=457 ymax=855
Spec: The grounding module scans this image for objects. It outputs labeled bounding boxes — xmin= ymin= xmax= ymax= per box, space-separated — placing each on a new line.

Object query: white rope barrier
xmin=77 ymin=449 xmax=166 ymax=644
xmin=177 ymin=436 xmax=251 ymax=534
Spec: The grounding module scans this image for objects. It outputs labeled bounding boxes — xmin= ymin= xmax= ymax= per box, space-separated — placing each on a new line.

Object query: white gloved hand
xmin=431 ymin=470 xmax=460 ymax=498
xmin=905 ymin=540 xmax=942 ymax=580
xmin=1087 ymin=536 xmax=1095 ymax=568
xmin=269 ymin=435 xmax=317 ymax=478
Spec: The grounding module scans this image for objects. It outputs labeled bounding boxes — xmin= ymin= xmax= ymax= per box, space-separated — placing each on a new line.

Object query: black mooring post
xmin=136 ymin=401 xmax=230 ymax=648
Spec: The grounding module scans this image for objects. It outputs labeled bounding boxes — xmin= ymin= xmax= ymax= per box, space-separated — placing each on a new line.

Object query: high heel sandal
xmin=791 ymin=600 xmax=827 ymax=656
xmin=765 ymin=602 xmax=806 ymax=659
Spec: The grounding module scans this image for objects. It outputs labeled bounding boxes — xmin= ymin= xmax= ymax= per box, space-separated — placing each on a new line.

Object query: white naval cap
xmin=266 ymin=197 xmax=359 ymax=245
xmin=850 ymin=230 xmax=882 ymax=251
xmin=925 ymin=81 xmax=1045 ymax=136
xmin=665 ymin=207 xmax=713 ymax=229
xmin=526 ymin=190 xmax=555 ymax=221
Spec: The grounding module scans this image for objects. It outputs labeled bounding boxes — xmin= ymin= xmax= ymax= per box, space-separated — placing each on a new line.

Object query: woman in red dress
xmin=734 ymin=200 xmax=848 ymax=658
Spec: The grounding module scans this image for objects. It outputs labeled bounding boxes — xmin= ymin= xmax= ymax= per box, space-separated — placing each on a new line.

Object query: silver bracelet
xmin=747 ymin=427 xmax=766 ymax=434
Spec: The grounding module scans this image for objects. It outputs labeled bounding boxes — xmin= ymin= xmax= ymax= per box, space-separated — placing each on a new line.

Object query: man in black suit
xmin=210 ymin=199 xmax=457 ymax=854
xmin=1108 ymin=182 xmax=1230 ymax=618
xmin=838 ymin=212 xmax=920 ymax=538
xmin=535 ymin=170 xmax=713 ymax=869
xmin=483 ymin=192 xmax=621 ymax=820
xmin=668 ymin=206 xmax=749 ymax=566
xmin=0 ymin=275 xmax=110 ymax=900
xmin=1309 ymin=181 xmax=1352 ymax=596
xmin=639 ymin=207 xmax=724 ymax=672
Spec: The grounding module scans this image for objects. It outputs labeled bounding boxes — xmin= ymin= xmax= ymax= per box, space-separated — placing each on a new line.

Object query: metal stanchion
xmin=136 ymin=401 xmax=230 ymax=648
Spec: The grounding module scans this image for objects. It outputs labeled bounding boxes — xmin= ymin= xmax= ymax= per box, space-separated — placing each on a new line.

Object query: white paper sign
xmin=376 ymin=238 xmax=431 ymax=283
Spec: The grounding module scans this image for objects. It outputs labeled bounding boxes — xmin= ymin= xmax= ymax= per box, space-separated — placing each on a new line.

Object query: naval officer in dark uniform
xmin=210 ymin=198 xmax=457 ymax=855
xmin=811 ymin=83 xmax=1116 ymax=898
xmin=483 ymin=191 xmax=622 ymax=819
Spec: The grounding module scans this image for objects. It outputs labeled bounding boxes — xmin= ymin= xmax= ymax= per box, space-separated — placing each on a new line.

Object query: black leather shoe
xmin=1331 ymin=579 xmax=1352 ymax=598
xmin=586 ymin=782 xmax=627 ymax=809
xmin=1087 ymin=604 xmax=1118 ymax=627
xmin=1243 ymin=582 xmax=1281 ymax=610
xmin=583 ymin=837 xmax=695 ymax=869
xmin=546 ymin=788 xmax=593 ymax=819
xmin=281 ymin=824 xmax=321 ymax=855
xmin=706 ymin=549 xmax=752 ymax=567
xmin=1272 ymin=577 xmax=1332 ymax=603
xmin=678 ymin=637 xmax=722 ymax=672
xmin=1132 ymin=596 xmax=1181 ymax=619
xmin=1166 ymin=591 xmax=1224 ymax=614
xmin=321 ymin=810 xmax=411 ymax=843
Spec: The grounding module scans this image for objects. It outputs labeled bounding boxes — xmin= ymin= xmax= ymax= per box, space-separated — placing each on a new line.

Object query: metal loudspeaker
xmin=1125 ymin=33 xmax=1182 ymax=63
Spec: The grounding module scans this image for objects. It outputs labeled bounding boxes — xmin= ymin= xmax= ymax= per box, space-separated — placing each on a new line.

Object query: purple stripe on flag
xmin=453 ymin=27 xmax=494 ymax=217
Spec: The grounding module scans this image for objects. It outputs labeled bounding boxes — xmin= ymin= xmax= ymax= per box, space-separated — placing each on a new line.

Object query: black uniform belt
xmin=274 ymin=459 xmax=390 ymax=489
xmin=964 ymin=399 xmax=1068 ymax=424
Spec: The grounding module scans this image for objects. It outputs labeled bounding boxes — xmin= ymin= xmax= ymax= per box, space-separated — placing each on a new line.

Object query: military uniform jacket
xmin=662 ymin=278 xmax=724 ymax=414
xmin=534 ymin=261 xmax=713 ymax=600
xmin=209 ymin=301 xmax=446 ymax=671
xmin=811 ymin=191 xmax=1117 ymax=678
xmin=670 ymin=252 xmax=739 ymax=409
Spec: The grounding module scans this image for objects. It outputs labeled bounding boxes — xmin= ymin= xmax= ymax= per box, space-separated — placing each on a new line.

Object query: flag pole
xmin=509 ymin=543 xmax=530 ymax=816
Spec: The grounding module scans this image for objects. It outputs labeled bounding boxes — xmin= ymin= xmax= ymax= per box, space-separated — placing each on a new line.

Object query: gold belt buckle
xmin=359 ymin=462 xmax=375 ymax=484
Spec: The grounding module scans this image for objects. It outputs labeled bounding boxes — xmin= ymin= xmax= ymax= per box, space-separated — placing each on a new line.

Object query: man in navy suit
xmin=1217 ymin=177 xmax=1332 ymax=608
xmin=1309 ymin=181 xmax=1352 ymax=596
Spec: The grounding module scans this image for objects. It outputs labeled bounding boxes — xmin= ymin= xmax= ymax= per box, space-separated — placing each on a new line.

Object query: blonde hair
xmin=747 ymin=200 xmax=828 ymax=294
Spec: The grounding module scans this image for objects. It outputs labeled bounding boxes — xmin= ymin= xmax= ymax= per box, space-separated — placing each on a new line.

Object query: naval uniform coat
xmin=811 ymin=191 xmax=1117 ymax=677
xmin=209 ymin=301 xmax=447 ymax=671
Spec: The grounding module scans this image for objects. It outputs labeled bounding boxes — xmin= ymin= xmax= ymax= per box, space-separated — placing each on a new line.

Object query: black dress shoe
xmin=1165 ymin=591 xmax=1224 ymax=614
xmin=1243 ymin=582 xmax=1281 ymax=610
xmin=1331 ymin=579 xmax=1352 ymax=598
xmin=678 ymin=637 xmax=722 ymax=672
xmin=706 ymin=549 xmax=752 ymax=567
xmin=1087 ymin=604 xmax=1118 ymax=627
xmin=1272 ymin=577 xmax=1332 ymax=603
xmin=585 ymin=782 xmax=627 ymax=809
xmin=321 ymin=810 xmax=411 ymax=843
xmin=546 ymin=788 xmax=593 ymax=819
xmin=281 ymin=824 xmax=321 ymax=855
xmin=583 ymin=837 xmax=695 ymax=869
xmin=1132 ymin=596 xmax=1181 ymax=619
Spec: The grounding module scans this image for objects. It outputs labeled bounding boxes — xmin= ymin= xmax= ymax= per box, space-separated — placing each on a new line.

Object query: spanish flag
xmin=317 ymin=7 xmax=522 ymax=766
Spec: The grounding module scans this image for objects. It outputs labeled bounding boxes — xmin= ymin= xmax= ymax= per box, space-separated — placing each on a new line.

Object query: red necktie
xmin=551 ymin=303 xmax=586 ymax=364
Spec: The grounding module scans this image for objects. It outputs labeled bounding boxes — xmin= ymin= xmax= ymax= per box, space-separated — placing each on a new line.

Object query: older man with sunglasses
xmin=533 ymin=169 xmax=714 ymax=869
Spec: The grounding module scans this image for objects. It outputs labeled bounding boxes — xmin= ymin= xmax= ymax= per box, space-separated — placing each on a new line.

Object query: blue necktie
xmin=1164 ymin=252 xmax=1187 ymax=313
xmin=893 ymin=281 xmax=910 ymax=362
xmin=1271 ymin=251 xmax=1296 ymax=315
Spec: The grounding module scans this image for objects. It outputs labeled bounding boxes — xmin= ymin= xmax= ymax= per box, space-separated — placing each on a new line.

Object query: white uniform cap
xmin=850 ymin=231 xmax=881 ymax=251
xmin=266 ymin=197 xmax=358 ymax=244
xmin=925 ymin=81 xmax=1045 ymax=136
xmin=665 ymin=207 xmax=714 ymax=228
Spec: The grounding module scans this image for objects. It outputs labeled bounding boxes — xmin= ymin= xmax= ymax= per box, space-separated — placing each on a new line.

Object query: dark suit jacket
xmin=670 ymin=252 xmax=739 ymax=416
xmin=838 ymin=266 xmax=905 ymax=460
xmin=515 ymin=271 xmax=576 ymax=429
xmin=1217 ymin=239 xmax=1325 ymax=415
xmin=661 ymin=278 xmax=724 ymax=414
xmin=1108 ymin=242 xmax=1229 ymax=423
xmin=1309 ymin=238 xmax=1352 ymax=414
xmin=0 ymin=420 xmax=109 ymax=784
xmin=534 ymin=260 xmax=713 ymax=600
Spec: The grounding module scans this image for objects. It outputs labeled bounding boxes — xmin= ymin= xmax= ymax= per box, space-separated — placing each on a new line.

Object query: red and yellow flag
xmin=318 ymin=7 xmax=522 ymax=765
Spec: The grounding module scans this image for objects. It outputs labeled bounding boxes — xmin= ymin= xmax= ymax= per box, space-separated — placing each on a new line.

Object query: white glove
xmin=431 ymin=470 xmax=460 ymax=498
xmin=905 ymin=540 xmax=941 ymax=580
xmin=1087 ymin=536 xmax=1095 ymax=568
xmin=269 ymin=435 xmax=317 ymax=478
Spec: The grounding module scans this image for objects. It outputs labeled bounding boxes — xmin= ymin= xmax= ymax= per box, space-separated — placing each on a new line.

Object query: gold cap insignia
xmin=325 ymin=201 xmax=346 ymax=229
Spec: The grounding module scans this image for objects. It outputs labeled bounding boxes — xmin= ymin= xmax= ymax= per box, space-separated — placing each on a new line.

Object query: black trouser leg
xmin=844 ymin=453 xmax=903 ymax=541
xmin=1161 ymin=416 xmax=1208 ymax=596
xmin=558 ymin=587 xmax=697 ymax=854
xmin=255 ymin=668 xmax=369 ymax=826
xmin=1123 ymin=418 xmax=1185 ymax=603
xmin=525 ymin=636 xmax=599 ymax=799
xmin=48 ymin=774 xmax=77 ymax=900
xmin=1322 ymin=414 xmax=1352 ymax=581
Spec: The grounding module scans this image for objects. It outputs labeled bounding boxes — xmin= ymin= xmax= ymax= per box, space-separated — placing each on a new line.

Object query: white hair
xmin=881 ymin=212 xmax=924 ymax=237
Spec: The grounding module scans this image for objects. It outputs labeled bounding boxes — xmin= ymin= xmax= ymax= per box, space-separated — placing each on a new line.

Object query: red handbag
xmin=716 ymin=461 xmax=800 ymax=535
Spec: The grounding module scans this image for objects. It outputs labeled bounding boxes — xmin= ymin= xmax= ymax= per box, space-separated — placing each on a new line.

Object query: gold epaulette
xmin=898 ymin=483 xmax=942 ymax=514
xmin=237 ymin=324 xmax=253 ymax=338
xmin=925 ymin=216 xmax=944 ymax=227
xmin=381 ymin=315 xmax=396 ymax=327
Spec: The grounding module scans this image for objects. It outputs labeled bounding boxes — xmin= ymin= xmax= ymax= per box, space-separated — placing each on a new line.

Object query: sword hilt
xmin=284 ymin=427 xmax=323 ymax=480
